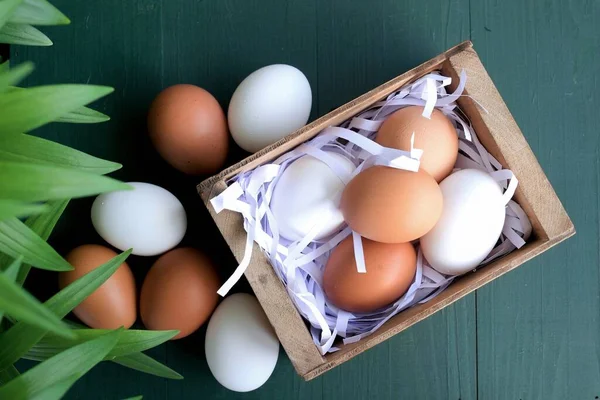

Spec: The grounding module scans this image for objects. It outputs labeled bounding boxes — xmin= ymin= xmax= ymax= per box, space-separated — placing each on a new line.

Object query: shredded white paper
xmin=210 ymin=70 xmax=532 ymax=354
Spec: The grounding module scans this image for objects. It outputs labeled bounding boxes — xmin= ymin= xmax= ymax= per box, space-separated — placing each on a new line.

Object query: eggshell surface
xmin=420 ymin=169 xmax=506 ymax=275
xmin=270 ymin=152 xmax=355 ymax=242
xmin=60 ymin=244 xmax=136 ymax=329
xmin=140 ymin=247 xmax=219 ymax=339
xmin=323 ymin=237 xmax=417 ymax=313
xmin=228 ymin=64 xmax=312 ymax=152
xmin=375 ymin=106 xmax=458 ymax=182
xmin=341 ymin=167 xmax=443 ymax=243
xmin=148 ymin=84 xmax=229 ymax=175
xmin=91 ymin=182 xmax=186 ymax=256
xmin=205 ymin=293 xmax=279 ymax=392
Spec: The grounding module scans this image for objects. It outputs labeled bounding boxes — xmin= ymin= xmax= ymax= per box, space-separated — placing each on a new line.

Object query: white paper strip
xmin=352 ymin=232 xmax=367 ymax=273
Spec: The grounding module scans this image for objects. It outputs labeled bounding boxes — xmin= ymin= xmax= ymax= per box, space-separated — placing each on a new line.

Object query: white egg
xmin=91 ymin=182 xmax=187 ymax=256
xmin=205 ymin=293 xmax=279 ymax=392
xmin=270 ymin=152 xmax=354 ymax=242
xmin=228 ymin=64 xmax=312 ymax=153
xmin=420 ymin=169 xmax=506 ymax=275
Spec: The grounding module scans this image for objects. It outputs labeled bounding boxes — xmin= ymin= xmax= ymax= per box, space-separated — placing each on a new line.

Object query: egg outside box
xmin=197 ymin=41 xmax=575 ymax=381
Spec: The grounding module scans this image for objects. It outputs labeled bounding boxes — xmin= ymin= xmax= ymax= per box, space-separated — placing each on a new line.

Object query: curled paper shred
xmin=210 ymin=70 xmax=532 ymax=354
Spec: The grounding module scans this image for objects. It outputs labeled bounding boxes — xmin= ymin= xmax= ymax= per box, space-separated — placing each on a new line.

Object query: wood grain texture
xmin=445 ymin=48 xmax=574 ymax=242
xmin=8 ymin=0 xmax=594 ymax=399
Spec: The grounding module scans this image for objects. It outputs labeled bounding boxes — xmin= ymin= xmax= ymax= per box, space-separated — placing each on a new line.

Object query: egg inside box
xmin=198 ymin=42 xmax=574 ymax=380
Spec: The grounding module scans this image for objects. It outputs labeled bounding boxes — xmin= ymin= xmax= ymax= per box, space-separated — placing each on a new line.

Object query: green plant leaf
xmin=112 ymin=352 xmax=184 ymax=380
xmin=0 ymin=134 xmax=121 ymax=174
xmin=1 ymin=256 xmax=20 ymax=281
xmin=0 ymin=364 xmax=19 ymax=385
xmin=56 ymin=105 xmax=110 ymax=123
xmin=0 ymin=0 xmax=24 ymax=29
xmin=122 ymin=396 xmax=143 ymax=400
xmin=28 ymin=374 xmax=79 ymax=400
xmin=0 ymin=249 xmax=131 ymax=369
xmin=0 ymin=161 xmax=131 ymax=202
xmin=0 ymin=199 xmax=48 ymax=221
xmin=24 ymin=328 xmax=179 ymax=361
xmin=0 ymin=23 xmax=51 ymax=46
xmin=0 ymin=84 xmax=113 ymax=134
xmin=0 ymin=256 xmax=20 ymax=324
xmin=57 ymin=320 xmax=183 ymax=380
xmin=0 ymin=256 xmax=74 ymax=338
xmin=10 ymin=199 xmax=68 ymax=285
xmin=9 ymin=0 xmax=70 ymax=26
xmin=0 ymin=217 xmax=72 ymax=271
xmin=0 ymin=329 xmax=121 ymax=399
xmin=3 ymin=86 xmax=111 ymax=124
xmin=0 ymin=61 xmax=33 ymax=92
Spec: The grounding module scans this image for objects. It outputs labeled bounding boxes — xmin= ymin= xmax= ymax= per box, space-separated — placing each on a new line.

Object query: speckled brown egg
xmin=340 ymin=167 xmax=443 ymax=243
xmin=140 ymin=247 xmax=220 ymax=339
xmin=376 ymin=106 xmax=458 ymax=182
xmin=148 ymin=84 xmax=229 ymax=175
xmin=59 ymin=244 xmax=136 ymax=329
xmin=323 ymin=236 xmax=417 ymax=313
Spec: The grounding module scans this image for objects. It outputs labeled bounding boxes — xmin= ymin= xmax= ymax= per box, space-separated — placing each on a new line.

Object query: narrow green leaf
xmin=0 ymin=0 xmax=24 ymax=29
xmin=112 ymin=352 xmax=184 ymax=380
xmin=56 ymin=105 xmax=110 ymax=123
xmin=0 ymin=364 xmax=19 ymax=385
xmin=24 ymin=328 xmax=179 ymax=361
xmin=0 ymin=161 xmax=131 ymax=202
xmin=28 ymin=374 xmax=79 ymax=400
xmin=0 ymin=329 xmax=121 ymax=399
xmin=122 ymin=396 xmax=143 ymax=400
xmin=2 ymin=256 xmax=20 ymax=282
xmin=23 ymin=199 xmax=68 ymax=240
xmin=0 ymin=199 xmax=48 ymax=221
xmin=0 ymin=217 xmax=72 ymax=271
xmin=9 ymin=0 xmax=70 ymax=26
xmin=14 ymin=199 xmax=68 ymax=285
xmin=0 ymin=61 xmax=33 ymax=92
xmin=0 ymin=249 xmax=132 ymax=369
xmin=0 ymin=134 xmax=121 ymax=174
xmin=2 ymin=86 xmax=111 ymax=124
xmin=0 ymin=256 xmax=20 ymax=324
xmin=0 ymin=23 xmax=51 ymax=46
xmin=0 ymin=257 xmax=75 ymax=338
xmin=57 ymin=320 xmax=182 ymax=380
xmin=0 ymin=84 xmax=113 ymax=134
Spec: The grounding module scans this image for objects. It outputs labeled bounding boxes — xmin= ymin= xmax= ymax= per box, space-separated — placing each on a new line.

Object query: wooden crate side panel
xmin=201 ymin=182 xmax=325 ymax=375
xmin=197 ymin=41 xmax=473 ymax=196
xmin=445 ymin=47 xmax=574 ymax=241
xmin=306 ymin=230 xmax=574 ymax=380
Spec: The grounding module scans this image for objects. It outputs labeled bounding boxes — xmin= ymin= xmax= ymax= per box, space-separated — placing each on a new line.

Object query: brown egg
xmin=59 ymin=244 xmax=136 ymax=329
xmin=148 ymin=84 xmax=229 ymax=175
xmin=376 ymin=106 xmax=458 ymax=182
xmin=323 ymin=236 xmax=417 ymax=313
xmin=341 ymin=167 xmax=443 ymax=243
xmin=140 ymin=247 xmax=219 ymax=339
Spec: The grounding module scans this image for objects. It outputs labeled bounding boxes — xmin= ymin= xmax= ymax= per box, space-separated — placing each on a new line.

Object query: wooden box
xmin=197 ymin=41 xmax=575 ymax=380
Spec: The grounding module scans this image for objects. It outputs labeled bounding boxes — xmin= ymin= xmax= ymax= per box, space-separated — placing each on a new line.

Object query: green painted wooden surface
xmin=10 ymin=0 xmax=599 ymax=398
